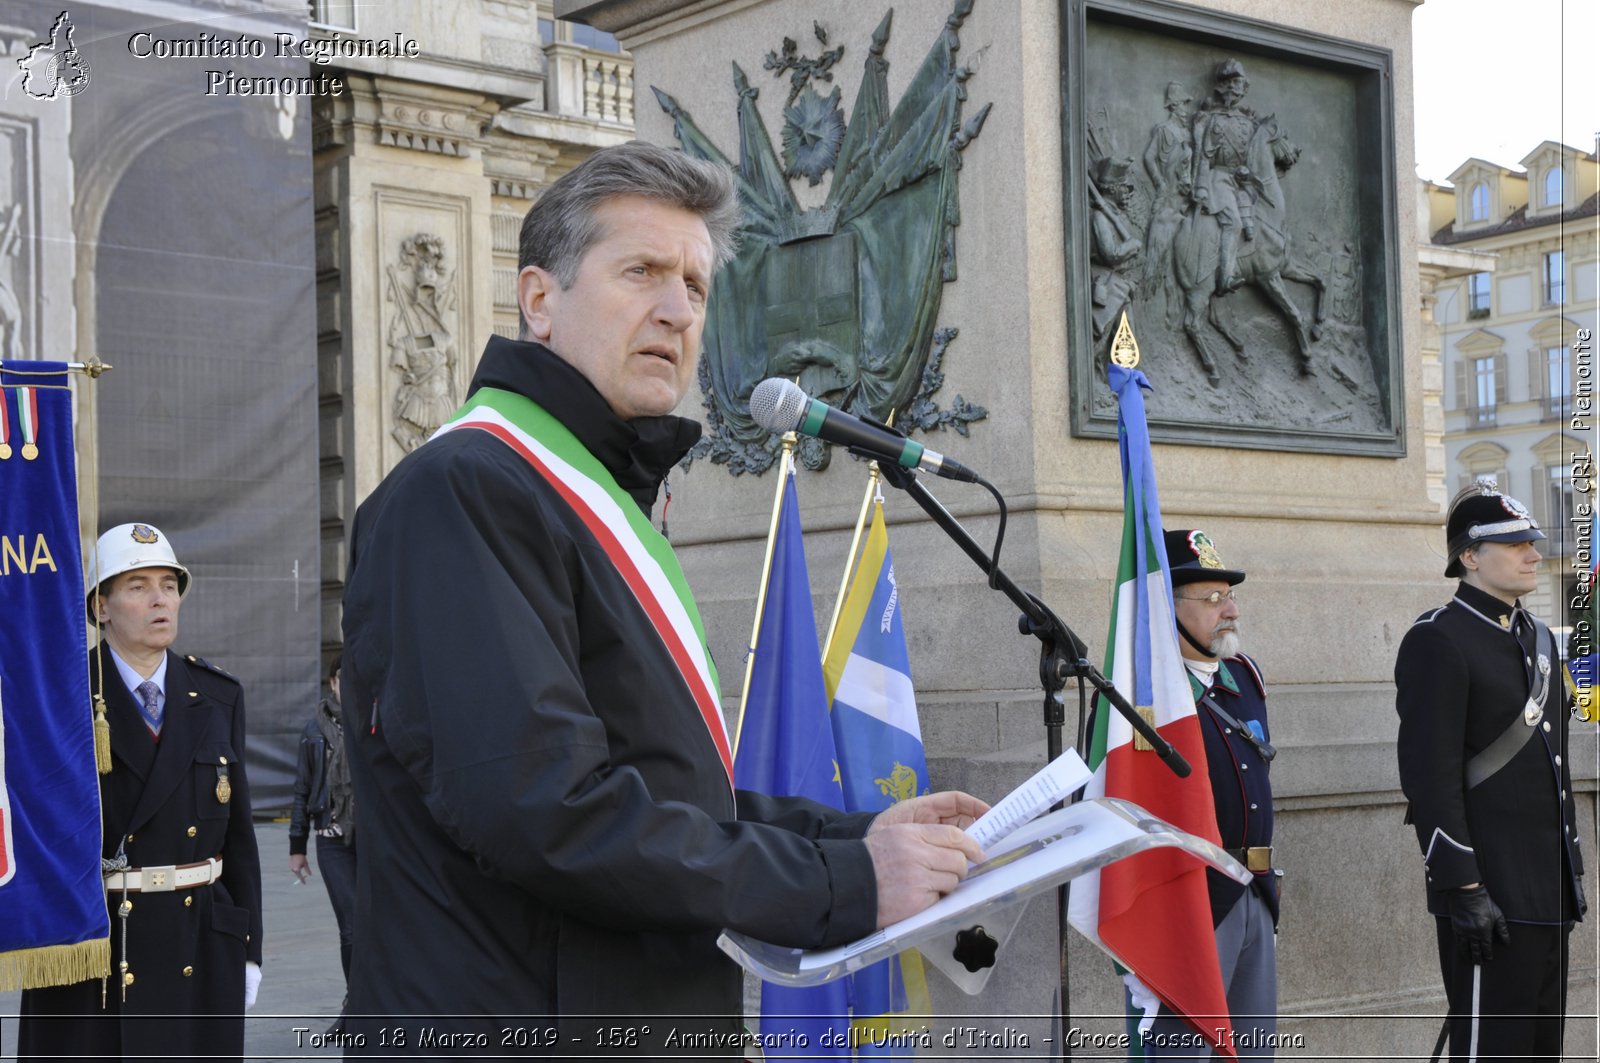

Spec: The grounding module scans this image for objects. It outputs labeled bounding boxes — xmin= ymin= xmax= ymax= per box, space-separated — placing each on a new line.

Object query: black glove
xmin=1446 ymin=885 xmax=1510 ymax=964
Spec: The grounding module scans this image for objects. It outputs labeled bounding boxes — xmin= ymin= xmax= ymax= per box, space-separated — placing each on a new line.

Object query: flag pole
xmin=823 ymin=462 xmax=879 ymax=661
xmin=732 ymin=433 xmax=797 ymax=758
xmin=823 ymin=410 xmax=893 ymax=659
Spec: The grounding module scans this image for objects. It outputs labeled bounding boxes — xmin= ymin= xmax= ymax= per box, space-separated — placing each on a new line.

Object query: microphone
xmin=749 ymin=378 xmax=980 ymax=483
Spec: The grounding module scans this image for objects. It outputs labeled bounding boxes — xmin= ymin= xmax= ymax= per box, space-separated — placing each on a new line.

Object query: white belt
xmin=104 ymin=856 xmax=223 ymax=893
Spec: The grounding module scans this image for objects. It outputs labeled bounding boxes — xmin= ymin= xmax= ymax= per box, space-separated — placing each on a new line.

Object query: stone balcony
xmin=543 ymin=41 xmax=633 ymax=127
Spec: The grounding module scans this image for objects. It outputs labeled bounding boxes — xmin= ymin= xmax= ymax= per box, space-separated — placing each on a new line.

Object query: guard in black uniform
xmin=18 ymin=523 xmax=263 ymax=1061
xmin=1128 ymin=530 xmax=1280 ymax=1059
xmin=1394 ymin=482 xmax=1585 ymax=1061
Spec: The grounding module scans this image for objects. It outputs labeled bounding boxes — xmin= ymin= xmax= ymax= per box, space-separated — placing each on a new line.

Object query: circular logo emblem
xmin=50 ymin=51 xmax=91 ymax=97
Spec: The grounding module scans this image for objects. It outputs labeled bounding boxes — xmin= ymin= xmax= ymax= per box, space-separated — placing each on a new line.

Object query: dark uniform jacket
xmin=341 ymin=338 xmax=878 ymax=1054
xmin=1193 ymin=655 xmax=1277 ymax=927
xmin=19 ymin=646 xmax=262 ymax=1061
xmin=1395 ymin=582 xmax=1584 ymax=924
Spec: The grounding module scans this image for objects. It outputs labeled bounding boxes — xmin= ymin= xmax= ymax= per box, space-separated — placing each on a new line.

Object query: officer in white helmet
xmin=18 ymin=523 xmax=264 ymax=1062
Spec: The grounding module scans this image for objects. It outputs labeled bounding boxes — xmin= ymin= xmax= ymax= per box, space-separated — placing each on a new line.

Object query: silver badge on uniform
xmin=1538 ymin=654 xmax=1550 ymax=676
xmin=1524 ymin=697 xmax=1544 ymax=727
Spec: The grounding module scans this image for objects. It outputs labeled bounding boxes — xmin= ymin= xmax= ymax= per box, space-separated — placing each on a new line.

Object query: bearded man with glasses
xmin=1124 ymin=529 xmax=1281 ymax=1058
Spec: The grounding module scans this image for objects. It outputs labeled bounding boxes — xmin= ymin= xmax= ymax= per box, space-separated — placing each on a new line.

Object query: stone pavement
xmin=1 ymin=820 xmax=349 ymax=1061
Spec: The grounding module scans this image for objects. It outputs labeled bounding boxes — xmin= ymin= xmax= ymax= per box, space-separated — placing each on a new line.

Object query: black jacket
xmin=19 ymin=646 xmax=263 ymax=1061
xmin=289 ymin=700 xmax=339 ymax=855
xmin=1395 ymin=582 xmax=1584 ymax=923
xmin=341 ymin=338 xmax=877 ymax=1054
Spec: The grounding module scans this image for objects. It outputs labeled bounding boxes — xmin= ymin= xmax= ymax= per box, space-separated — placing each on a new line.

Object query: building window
xmin=1549 ymin=463 xmax=1575 ymax=534
xmin=1472 ymin=357 xmax=1498 ymax=426
xmin=1468 ymin=272 xmax=1491 ymax=318
xmin=540 ymin=18 xmax=622 ymax=53
xmin=1546 ymin=346 xmax=1571 ymax=417
xmin=1544 ymin=251 xmax=1566 ymax=304
xmin=310 ymin=0 xmax=355 ymax=30
xmin=1545 ymin=166 xmax=1565 ymax=209
xmin=1469 ymin=182 xmax=1489 ymax=222
xmin=567 ymin=23 xmax=621 ymax=52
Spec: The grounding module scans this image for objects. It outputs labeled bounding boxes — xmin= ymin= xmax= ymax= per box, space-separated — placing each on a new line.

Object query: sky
xmin=1411 ymin=0 xmax=1599 ymax=184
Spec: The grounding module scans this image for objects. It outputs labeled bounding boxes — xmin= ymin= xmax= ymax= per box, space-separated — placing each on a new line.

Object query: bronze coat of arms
xmin=655 ymin=3 xmax=990 ymax=475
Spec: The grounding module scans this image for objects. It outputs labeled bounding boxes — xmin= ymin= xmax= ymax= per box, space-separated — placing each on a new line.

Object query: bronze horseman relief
xmin=1069 ymin=4 xmax=1404 ymax=455
xmin=656 ymin=3 xmax=990 ymax=476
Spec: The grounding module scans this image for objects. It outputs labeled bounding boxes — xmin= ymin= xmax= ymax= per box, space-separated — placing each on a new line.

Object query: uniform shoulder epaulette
xmin=1229 ymin=653 xmax=1267 ymax=698
xmin=1410 ymin=604 xmax=1450 ymax=627
xmin=184 ymin=654 xmax=241 ymax=685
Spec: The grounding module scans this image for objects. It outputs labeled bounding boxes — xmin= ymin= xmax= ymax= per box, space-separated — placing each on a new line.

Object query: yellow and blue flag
xmin=735 ymin=468 xmax=852 ymax=1058
xmin=823 ymin=497 xmax=932 ymax=1055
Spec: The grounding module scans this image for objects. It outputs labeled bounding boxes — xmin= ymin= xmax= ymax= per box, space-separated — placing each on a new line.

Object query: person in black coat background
xmin=289 ymin=652 xmax=356 ymax=1031
xmin=19 ymin=522 xmax=263 ymax=1061
xmin=1395 ymin=481 xmax=1585 ymax=1061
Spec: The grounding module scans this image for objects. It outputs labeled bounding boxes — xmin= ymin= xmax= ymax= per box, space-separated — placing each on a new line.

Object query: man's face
xmin=1173 ymin=578 xmax=1242 ymax=661
xmin=97 ymin=566 xmax=182 ymax=659
xmin=1460 ymin=540 xmax=1542 ymax=603
xmin=518 ymin=195 xmax=714 ymax=421
xmin=1218 ymin=77 xmax=1246 ymax=108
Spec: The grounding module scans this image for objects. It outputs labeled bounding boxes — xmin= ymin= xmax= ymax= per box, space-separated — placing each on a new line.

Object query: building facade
xmin=309 ymin=0 xmax=637 ymax=664
xmin=1428 ymin=141 xmax=1599 ymax=622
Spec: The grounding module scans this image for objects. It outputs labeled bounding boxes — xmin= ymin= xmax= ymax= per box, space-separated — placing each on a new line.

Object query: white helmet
xmin=87 ymin=523 xmax=191 ymax=616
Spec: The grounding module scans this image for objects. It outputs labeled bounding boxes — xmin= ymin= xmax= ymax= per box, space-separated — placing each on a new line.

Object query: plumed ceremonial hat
xmin=1164 ymin=529 xmax=1246 ymax=587
xmin=1444 ymin=479 xmax=1545 ymax=578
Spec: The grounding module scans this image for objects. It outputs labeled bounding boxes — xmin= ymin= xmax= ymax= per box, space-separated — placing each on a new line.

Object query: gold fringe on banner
xmin=0 ymin=937 xmax=110 ymax=992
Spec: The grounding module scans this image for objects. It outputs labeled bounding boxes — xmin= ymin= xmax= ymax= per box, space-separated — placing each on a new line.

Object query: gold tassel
xmin=0 ymin=937 xmax=111 ymax=992
xmin=93 ymin=693 xmax=111 ymax=774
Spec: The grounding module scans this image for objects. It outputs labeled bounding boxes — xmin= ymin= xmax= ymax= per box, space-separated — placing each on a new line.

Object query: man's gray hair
xmin=517 ymin=140 xmax=740 ymax=291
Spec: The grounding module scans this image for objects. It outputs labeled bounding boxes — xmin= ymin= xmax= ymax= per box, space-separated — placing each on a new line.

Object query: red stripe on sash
xmin=459 ymin=420 xmax=734 ymax=785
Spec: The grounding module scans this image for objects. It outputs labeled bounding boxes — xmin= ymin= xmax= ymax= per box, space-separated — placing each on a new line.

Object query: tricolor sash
xmin=0 ymin=361 xmax=109 ymax=990
xmin=435 ymin=389 xmax=732 ymax=786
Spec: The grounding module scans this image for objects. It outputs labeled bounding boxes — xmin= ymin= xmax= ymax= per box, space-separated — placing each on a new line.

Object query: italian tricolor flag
xmin=1066 ymin=365 xmax=1235 ymax=1059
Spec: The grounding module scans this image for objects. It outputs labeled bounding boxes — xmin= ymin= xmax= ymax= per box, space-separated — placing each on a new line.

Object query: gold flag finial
xmin=1110 ymin=311 xmax=1140 ymax=368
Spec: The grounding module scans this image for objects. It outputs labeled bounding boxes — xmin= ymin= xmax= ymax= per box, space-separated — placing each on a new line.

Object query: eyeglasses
xmin=1173 ymin=589 xmax=1239 ymax=606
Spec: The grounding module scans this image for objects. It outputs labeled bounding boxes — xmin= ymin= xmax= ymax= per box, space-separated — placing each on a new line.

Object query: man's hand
xmin=867 ymin=791 xmax=990 ymax=833
xmin=290 ymin=853 xmax=312 ymax=883
xmin=1446 ymin=885 xmax=1510 ymax=964
xmin=864 ymin=823 xmax=986 ymax=929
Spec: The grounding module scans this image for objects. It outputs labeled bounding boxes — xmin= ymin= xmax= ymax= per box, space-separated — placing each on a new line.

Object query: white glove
xmin=244 ymin=961 xmax=262 ymax=1009
xmin=1123 ymin=971 xmax=1160 ymax=1035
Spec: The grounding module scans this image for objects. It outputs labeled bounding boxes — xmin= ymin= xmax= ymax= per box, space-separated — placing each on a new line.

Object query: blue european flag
xmin=735 ymin=468 xmax=852 ymax=1058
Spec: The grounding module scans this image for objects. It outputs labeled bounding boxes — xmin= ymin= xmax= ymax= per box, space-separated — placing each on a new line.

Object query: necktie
xmin=136 ymin=680 xmax=163 ymax=734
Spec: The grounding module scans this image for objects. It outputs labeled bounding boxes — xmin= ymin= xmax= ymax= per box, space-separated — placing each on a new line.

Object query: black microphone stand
xmin=873 ymin=460 xmax=1189 ymax=1061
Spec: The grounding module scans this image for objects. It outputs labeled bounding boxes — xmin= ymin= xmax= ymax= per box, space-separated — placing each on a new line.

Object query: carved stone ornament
xmin=387 ymin=233 xmax=459 ymax=454
xmin=656 ymin=2 xmax=991 ymax=476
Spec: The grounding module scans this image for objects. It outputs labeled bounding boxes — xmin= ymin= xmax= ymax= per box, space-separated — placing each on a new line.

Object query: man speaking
xmin=340 ymin=141 xmax=986 ymax=1055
